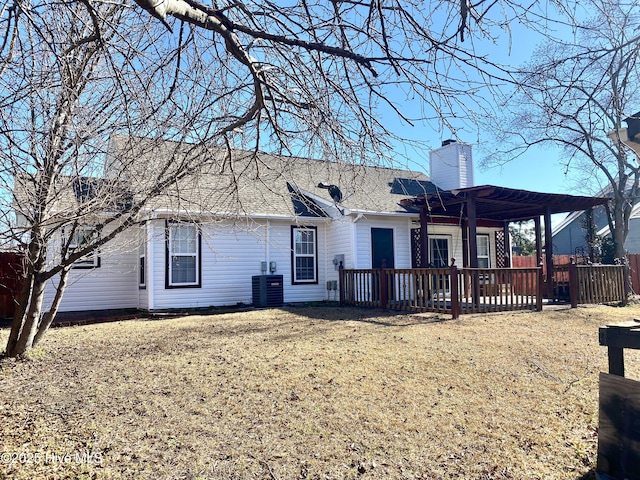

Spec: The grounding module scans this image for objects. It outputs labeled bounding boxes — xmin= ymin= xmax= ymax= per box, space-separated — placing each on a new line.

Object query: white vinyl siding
xmin=44 ymin=229 xmax=139 ymax=312
xmin=49 ymin=216 xmax=508 ymax=313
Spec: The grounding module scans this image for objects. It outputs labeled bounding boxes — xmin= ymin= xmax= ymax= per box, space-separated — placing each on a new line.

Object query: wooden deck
xmin=340 ymin=264 xmax=627 ymax=318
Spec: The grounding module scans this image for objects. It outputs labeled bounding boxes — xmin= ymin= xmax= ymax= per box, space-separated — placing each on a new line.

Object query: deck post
xmin=379 ymin=259 xmax=388 ymax=309
xmin=544 ymin=207 xmax=554 ymax=301
xmin=450 ymin=262 xmax=459 ymax=319
xmin=569 ymin=258 xmax=579 ymax=308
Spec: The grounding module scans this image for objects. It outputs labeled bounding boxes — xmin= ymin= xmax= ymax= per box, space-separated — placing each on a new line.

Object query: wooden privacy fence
xmin=628 ymin=253 xmax=640 ymax=295
xmin=0 ymin=252 xmax=24 ymax=318
xmin=339 ymin=266 xmax=542 ymax=318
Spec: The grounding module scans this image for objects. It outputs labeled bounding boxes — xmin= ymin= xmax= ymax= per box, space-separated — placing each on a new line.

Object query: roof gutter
xmin=140 ymin=208 xmax=330 ymax=223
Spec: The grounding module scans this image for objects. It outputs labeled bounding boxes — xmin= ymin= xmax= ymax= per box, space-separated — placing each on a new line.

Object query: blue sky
xmin=386 ymin=4 xmax=594 ymax=196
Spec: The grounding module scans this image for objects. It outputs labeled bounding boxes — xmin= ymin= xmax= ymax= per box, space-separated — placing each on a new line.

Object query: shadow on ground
xmin=576 ymin=469 xmax=596 ymax=480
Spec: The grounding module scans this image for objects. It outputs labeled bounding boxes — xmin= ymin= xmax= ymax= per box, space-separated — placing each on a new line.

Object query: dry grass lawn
xmin=2 ymin=304 xmax=640 ymax=479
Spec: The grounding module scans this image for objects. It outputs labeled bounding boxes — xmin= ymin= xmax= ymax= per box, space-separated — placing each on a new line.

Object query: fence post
xmin=450 ymin=262 xmax=459 ymax=319
xmin=623 ymin=259 xmax=630 ymax=306
xmin=536 ymin=260 xmax=544 ymax=311
xmin=569 ymin=258 xmax=578 ymax=308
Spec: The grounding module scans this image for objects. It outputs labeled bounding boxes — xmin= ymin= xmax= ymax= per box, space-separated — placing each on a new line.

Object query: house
xmin=552 ymin=202 xmax=640 ymax=257
xmin=17 ymin=135 xmax=609 ymax=315
xmin=24 ymin=137 xmax=517 ymax=314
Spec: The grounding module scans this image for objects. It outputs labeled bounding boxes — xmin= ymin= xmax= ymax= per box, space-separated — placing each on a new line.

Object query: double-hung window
xmin=291 ymin=226 xmax=317 ymax=284
xmin=167 ymin=222 xmax=200 ymax=288
xmin=68 ymin=227 xmax=100 ymax=268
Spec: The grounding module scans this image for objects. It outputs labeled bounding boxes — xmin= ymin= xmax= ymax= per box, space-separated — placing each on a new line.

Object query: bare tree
xmin=0 ymin=2 xmax=248 ymax=356
xmin=0 ymin=0 xmax=584 ymax=356
xmin=484 ymin=0 xmax=640 ymax=263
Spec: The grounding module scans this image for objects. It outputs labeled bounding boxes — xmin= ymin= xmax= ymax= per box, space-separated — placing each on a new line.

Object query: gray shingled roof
xmin=108 ymin=136 xmax=432 ymax=218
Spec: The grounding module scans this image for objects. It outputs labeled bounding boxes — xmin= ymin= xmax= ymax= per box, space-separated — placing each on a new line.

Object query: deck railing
xmin=456 ymin=267 xmax=542 ymax=315
xmin=339 ymin=266 xmax=542 ymax=317
xmin=570 ymin=263 xmax=626 ymax=307
xmin=339 ymin=263 xmax=627 ymax=317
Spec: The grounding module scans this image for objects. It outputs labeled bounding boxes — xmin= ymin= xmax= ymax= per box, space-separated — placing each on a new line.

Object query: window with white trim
xmin=67 ymin=227 xmax=100 ymax=268
xmin=167 ymin=222 xmax=200 ymax=287
xmin=292 ymin=226 xmax=317 ymax=284
xmin=477 ymin=234 xmax=491 ymax=268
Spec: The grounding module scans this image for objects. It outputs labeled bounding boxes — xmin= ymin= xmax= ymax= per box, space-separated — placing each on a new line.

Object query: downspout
xmin=147 ymin=221 xmax=155 ymax=311
xmin=266 ymin=220 xmax=270 ymax=271
xmin=351 ymin=215 xmax=361 ymax=269
xmin=324 ymin=224 xmax=329 ymax=300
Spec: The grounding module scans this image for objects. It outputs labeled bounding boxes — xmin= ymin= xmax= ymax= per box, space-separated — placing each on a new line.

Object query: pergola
xmin=400 ymin=185 xmax=610 ymax=298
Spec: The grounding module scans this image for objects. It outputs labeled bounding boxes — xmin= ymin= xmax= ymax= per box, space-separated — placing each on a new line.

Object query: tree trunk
xmin=33 ymin=267 xmax=71 ymax=347
xmin=4 ymin=269 xmax=34 ymax=356
xmin=7 ymin=273 xmax=47 ymax=357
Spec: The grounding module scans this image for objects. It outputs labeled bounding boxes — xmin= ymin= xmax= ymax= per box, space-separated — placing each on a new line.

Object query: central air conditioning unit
xmin=252 ymin=275 xmax=284 ymax=307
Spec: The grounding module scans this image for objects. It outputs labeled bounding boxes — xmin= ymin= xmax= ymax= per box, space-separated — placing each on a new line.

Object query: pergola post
xmin=467 ymin=198 xmax=478 ymax=268
xmin=467 ymin=198 xmax=479 ymax=305
xmin=534 ymin=216 xmax=542 ymax=263
xmin=462 ymin=220 xmax=469 ymax=268
xmin=419 ymin=206 xmax=429 ymax=267
xmin=544 ymin=207 xmax=554 ymax=300
xmin=502 ymin=222 xmax=511 ymax=267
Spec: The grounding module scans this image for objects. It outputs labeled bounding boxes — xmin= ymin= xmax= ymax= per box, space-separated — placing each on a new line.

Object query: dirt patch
xmin=2 ymin=304 xmax=639 ymax=479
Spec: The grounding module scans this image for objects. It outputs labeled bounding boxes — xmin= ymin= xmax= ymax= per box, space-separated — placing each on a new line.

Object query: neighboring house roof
xmin=551 ymin=177 xmax=637 ymax=237
xmin=551 ymin=210 xmax=583 ymax=237
xmin=595 ymin=202 xmax=640 ymax=237
xmin=106 ymin=135 xmax=432 ymax=219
